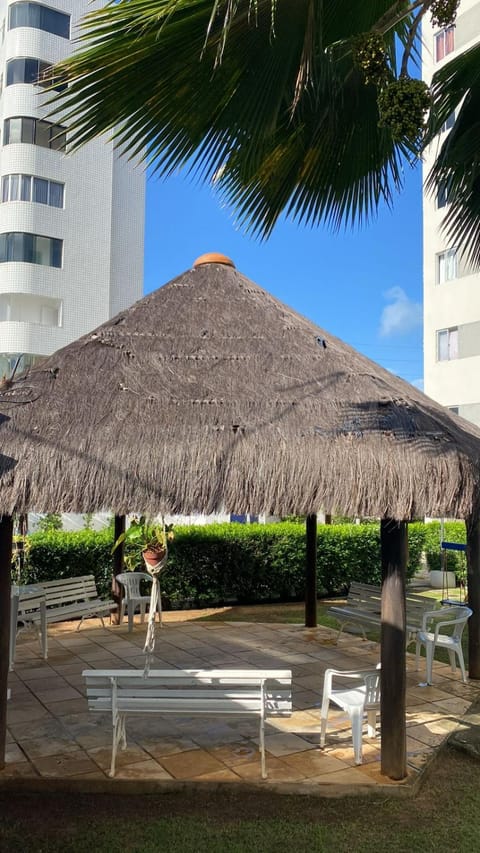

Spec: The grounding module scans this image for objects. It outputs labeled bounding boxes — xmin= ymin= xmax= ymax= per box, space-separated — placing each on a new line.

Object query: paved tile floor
xmin=2 ymin=611 xmax=479 ymax=794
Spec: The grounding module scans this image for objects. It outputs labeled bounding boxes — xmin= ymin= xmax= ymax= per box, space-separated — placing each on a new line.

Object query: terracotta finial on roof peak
xmin=193 ymin=253 xmax=235 ymax=268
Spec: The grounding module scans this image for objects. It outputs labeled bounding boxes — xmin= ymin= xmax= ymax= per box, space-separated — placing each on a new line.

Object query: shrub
xmin=26 ymin=528 xmax=115 ymax=598
xmin=22 ymin=520 xmax=429 ymax=608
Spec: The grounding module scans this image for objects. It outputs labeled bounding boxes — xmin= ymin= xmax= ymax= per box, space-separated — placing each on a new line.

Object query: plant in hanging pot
xmin=112 ymin=516 xmax=174 ymax=571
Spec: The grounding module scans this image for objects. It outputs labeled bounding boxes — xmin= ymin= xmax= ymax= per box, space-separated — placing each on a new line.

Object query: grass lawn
xmin=1 ymin=743 xmax=480 ymax=852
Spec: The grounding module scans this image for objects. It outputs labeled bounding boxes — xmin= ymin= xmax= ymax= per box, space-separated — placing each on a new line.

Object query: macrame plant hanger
xmin=143 ymin=517 xmax=168 ymax=676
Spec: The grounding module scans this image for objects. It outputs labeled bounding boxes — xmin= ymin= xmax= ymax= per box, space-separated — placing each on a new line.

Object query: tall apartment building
xmin=423 ymin=0 xmax=480 ymax=425
xmin=0 ymin=0 xmax=145 ymax=380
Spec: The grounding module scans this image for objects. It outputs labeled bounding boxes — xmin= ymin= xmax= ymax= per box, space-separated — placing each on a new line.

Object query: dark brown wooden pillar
xmin=380 ymin=518 xmax=407 ymax=780
xmin=0 ymin=515 xmax=13 ymax=770
xmin=111 ymin=514 xmax=125 ymax=625
xmin=466 ymin=512 xmax=480 ymax=679
xmin=305 ymin=513 xmax=317 ymax=628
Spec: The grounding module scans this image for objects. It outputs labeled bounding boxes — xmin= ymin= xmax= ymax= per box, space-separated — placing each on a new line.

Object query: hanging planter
xmin=112 ymin=516 xmax=174 ymax=571
xmin=142 ymin=545 xmax=167 ymax=567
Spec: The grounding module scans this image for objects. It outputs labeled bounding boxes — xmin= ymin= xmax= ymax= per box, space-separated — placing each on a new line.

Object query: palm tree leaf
xmin=51 ymin=0 xmax=415 ymax=236
xmin=425 ymin=42 xmax=480 ymax=267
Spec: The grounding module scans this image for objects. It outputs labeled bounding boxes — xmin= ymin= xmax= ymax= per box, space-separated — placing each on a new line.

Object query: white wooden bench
xmin=83 ymin=668 xmax=293 ymax=778
xmin=18 ymin=575 xmax=116 ymax=660
xmin=328 ymin=582 xmax=438 ymax=647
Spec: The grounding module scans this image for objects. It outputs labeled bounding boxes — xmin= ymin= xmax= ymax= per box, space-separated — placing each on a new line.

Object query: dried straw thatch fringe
xmin=0 ymin=258 xmax=479 ymax=520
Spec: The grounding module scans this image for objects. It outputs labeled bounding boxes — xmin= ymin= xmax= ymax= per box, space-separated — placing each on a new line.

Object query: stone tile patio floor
xmin=2 ymin=611 xmax=479 ymax=795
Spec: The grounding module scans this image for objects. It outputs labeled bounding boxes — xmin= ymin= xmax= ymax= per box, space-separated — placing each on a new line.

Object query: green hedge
xmin=20 ymin=520 xmax=431 ymax=608
xmin=22 ymin=529 xmax=115 ymax=598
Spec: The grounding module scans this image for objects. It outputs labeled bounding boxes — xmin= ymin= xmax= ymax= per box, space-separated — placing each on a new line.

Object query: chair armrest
xmin=431 ymin=614 xmax=470 ymax=640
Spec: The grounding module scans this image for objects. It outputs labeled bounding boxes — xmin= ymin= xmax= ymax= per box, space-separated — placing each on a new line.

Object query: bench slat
xmin=83 ymin=668 xmax=292 ymax=681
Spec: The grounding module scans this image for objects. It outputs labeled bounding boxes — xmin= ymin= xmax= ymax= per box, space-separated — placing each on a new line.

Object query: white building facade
xmin=423 ymin=0 xmax=480 ymax=425
xmin=0 ymin=0 xmax=145 ymax=380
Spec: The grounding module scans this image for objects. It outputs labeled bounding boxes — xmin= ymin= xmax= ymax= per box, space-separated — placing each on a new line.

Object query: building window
xmin=0 ymin=232 xmax=62 ymax=267
xmin=3 ymin=117 xmax=67 ymax=151
xmin=1 ymin=174 xmax=64 ymax=207
xmin=8 ymin=2 xmax=70 ymax=39
xmin=437 ymin=249 xmax=457 ymax=283
xmin=6 ymin=57 xmax=67 ymax=92
xmin=0 ymin=293 xmax=62 ymax=326
xmin=437 ymin=327 xmax=458 ymax=361
xmin=448 ymin=406 xmax=459 ymax=415
xmin=435 ymin=25 xmax=455 ymax=61
xmin=437 ymin=178 xmax=453 ymax=209
xmin=441 ymin=112 xmax=455 ymax=133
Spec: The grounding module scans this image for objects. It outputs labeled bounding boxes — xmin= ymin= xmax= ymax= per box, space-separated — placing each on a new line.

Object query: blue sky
xmin=144 ymin=162 xmax=424 ymax=387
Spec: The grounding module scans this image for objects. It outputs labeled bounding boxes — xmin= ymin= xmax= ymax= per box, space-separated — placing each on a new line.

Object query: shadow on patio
xmin=3 ymin=613 xmax=479 ymax=796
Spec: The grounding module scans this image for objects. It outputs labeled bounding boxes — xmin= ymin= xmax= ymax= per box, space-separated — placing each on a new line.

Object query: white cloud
xmin=379 ymin=287 xmax=422 ymax=338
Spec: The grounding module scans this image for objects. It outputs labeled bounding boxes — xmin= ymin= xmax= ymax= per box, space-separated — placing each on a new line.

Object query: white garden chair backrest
xmin=117 ymin=572 xmax=151 ymax=599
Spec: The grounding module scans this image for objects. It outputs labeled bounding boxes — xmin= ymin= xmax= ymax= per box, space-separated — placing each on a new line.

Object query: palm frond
xmin=425 ymin=42 xmax=480 ymax=268
xmin=50 ymin=0 xmax=416 ymax=237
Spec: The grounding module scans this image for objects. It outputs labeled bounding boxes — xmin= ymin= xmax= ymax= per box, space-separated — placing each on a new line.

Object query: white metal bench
xmin=328 ymin=582 xmax=438 ymax=647
xmin=83 ymin=668 xmax=293 ymax=778
xmin=18 ymin=575 xmax=116 ymax=660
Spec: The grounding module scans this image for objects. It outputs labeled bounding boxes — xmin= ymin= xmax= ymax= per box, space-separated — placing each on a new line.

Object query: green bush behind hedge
xmin=19 ymin=520 xmax=436 ymax=607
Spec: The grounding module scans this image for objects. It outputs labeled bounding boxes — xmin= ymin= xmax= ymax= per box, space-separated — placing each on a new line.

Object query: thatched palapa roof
xmin=0 ymin=253 xmax=479 ymax=520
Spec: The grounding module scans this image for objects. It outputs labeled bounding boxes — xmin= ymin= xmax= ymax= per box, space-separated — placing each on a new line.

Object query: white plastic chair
xmin=320 ymin=667 xmax=381 ymax=765
xmin=117 ymin=572 xmax=162 ymax=632
xmin=415 ymin=604 xmax=472 ymax=685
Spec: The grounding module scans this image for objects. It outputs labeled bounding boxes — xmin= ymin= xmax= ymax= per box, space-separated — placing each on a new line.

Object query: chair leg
xmin=319 ymin=697 xmax=330 ymax=749
xmin=128 ymin=605 xmax=133 ymax=633
xmin=425 ymin=641 xmax=434 ymax=685
xmin=456 ymin=646 xmax=467 ymax=682
xmin=350 ymin=709 xmax=364 ymax=765
xmin=366 ymin=709 xmax=377 ymax=739
xmin=415 ymin=638 xmax=422 ymax=671
xmin=448 ymin=650 xmax=457 ymax=673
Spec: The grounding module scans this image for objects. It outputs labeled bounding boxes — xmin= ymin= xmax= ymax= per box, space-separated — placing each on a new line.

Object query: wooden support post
xmin=0 ymin=515 xmax=13 ymax=770
xmin=380 ymin=518 xmax=407 ymax=780
xmin=305 ymin=513 xmax=317 ymax=628
xmin=466 ymin=512 xmax=480 ymax=679
xmin=112 ymin=515 xmax=126 ymax=626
